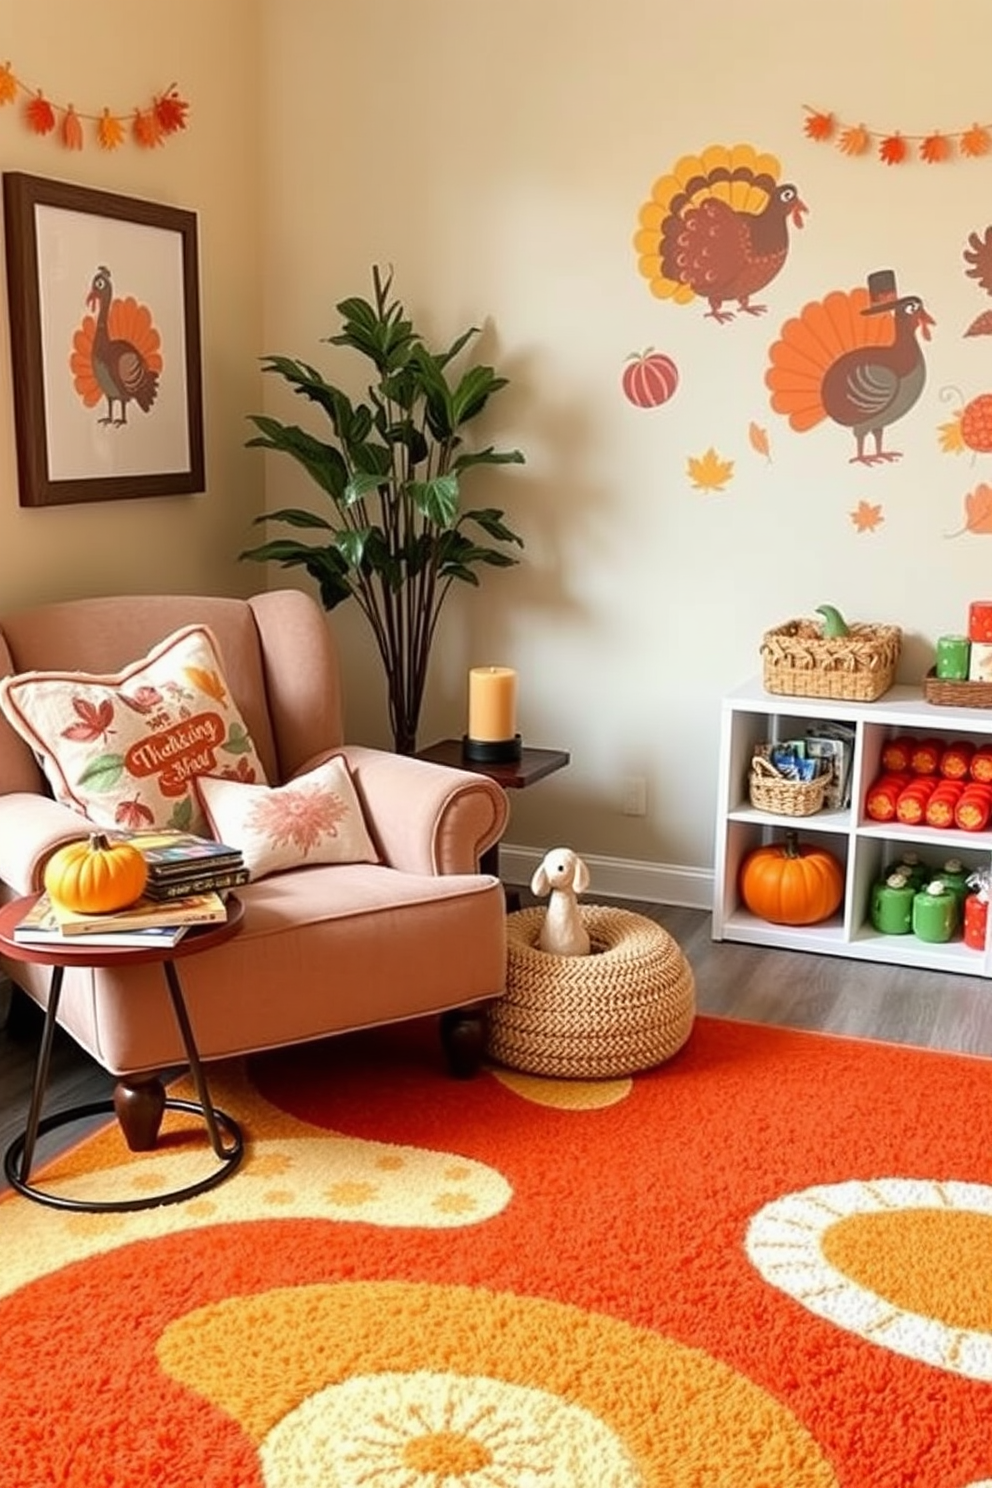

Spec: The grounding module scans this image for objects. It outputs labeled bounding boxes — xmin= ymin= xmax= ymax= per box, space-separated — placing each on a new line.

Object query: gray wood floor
xmin=2 ymin=899 xmax=991 ymax=1175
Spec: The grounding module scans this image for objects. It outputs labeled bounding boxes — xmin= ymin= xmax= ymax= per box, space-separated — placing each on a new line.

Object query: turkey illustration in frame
xmin=2 ymin=172 xmax=204 ymax=507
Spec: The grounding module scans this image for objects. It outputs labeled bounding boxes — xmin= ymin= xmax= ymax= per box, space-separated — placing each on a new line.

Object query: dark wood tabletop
xmin=416 ymin=738 xmax=570 ymax=790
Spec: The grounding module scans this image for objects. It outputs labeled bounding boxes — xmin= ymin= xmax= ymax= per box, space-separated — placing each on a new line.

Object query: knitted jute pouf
xmin=488 ymin=905 xmax=696 ymax=1079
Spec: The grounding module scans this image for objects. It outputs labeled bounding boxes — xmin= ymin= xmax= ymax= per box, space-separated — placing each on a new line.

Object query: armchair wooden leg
xmin=440 ymin=1005 xmax=486 ymax=1079
xmin=113 ymin=1075 xmax=166 ymax=1151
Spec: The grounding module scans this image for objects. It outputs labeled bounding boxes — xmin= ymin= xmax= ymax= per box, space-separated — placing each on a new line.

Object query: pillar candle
xmin=468 ymin=666 xmax=517 ymax=742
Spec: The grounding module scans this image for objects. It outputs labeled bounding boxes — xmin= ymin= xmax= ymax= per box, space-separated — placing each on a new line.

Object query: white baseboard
xmin=499 ymin=844 xmax=714 ymax=911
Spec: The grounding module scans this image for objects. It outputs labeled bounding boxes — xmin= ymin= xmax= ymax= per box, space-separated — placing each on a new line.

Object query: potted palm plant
xmin=240 ymin=266 xmax=525 ymax=754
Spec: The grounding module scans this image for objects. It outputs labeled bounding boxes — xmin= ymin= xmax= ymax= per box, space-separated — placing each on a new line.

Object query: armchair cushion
xmin=0 ymin=624 xmax=267 ymax=837
xmin=195 ymin=754 xmax=379 ymax=880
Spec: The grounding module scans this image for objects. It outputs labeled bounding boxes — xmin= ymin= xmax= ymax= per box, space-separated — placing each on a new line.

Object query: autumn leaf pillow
xmin=193 ymin=755 xmax=379 ymax=880
xmin=0 ymin=625 xmax=267 ymax=836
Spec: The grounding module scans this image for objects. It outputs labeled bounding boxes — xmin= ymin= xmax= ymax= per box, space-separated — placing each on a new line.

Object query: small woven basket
xmin=748 ymin=755 xmax=828 ymax=817
xmin=922 ymin=668 xmax=992 ymax=709
xmin=488 ymin=906 xmax=695 ymax=1079
xmin=761 ymin=619 xmax=901 ymax=702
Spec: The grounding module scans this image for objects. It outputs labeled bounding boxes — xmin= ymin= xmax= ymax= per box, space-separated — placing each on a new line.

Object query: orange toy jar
xmin=880 ymin=736 xmax=915 ymax=773
xmin=955 ymin=783 xmax=992 ymax=831
xmin=964 ymin=892 xmax=989 ymax=950
xmin=865 ymin=773 xmax=913 ymax=822
xmin=925 ymin=780 xmax=965 ymax=828
xmin=969 ymin=746 xmax=992 ymax=783
xmin=895 ymin=778 xmax=937 ymax=825
xmin=909 ymin=737 xmax=944 ymax=775
xmin=939 ymin=741 xmax=975 ymax=780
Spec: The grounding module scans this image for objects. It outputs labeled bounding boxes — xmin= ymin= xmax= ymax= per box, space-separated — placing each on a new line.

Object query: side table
xmin=416 ymin=739 xmax=570 ymax=903
xmin=0 ymin=894 xmax=246 ymax=1213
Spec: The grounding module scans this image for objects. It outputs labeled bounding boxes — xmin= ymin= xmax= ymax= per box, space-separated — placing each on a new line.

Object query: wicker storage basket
xmin=923 ymin=668 xmax=992 ymax=709
xmin=748 ymin=755 xmax=828 ymax=816
xmin=761 ymin=619 xmax=901 ymax=702
xmin=488 ymin=906 xmax=695 ymax=1079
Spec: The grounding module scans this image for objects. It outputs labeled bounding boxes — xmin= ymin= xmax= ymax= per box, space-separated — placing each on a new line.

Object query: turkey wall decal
xmin=766 ymin=269 xmax=935 ymax=466
xmin=634 ymin=143 xmax=808 ymax=322
xmin=70 ymin=266 xmax=162 ymax=426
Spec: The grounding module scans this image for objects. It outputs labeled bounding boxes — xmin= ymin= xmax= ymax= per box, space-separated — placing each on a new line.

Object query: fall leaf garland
xmin=0 ymin=59 xmax=189 ymax=150
xmin=803 ymin=104 xmax=991 ymax=165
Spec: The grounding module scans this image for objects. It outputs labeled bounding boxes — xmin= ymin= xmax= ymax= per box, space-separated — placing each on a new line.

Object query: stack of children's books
xmin=124 ymin=829 xmax=249 ymax=902
xmin=14 ymin=831 xmax=247 ymax=949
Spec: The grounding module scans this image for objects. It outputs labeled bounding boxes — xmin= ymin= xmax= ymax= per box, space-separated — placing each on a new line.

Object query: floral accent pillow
xmin=194 ymin=755 xmax=379 ymax=880
xmin=0 ymin=625 xmax=267 ymax=836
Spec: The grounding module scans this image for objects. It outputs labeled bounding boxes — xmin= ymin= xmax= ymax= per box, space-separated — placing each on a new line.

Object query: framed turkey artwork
xmin=2 ymin=172 xmax=204 ymax=507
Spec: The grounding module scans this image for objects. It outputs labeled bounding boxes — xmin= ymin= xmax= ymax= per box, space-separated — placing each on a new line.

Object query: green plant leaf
xmin=462 ymin=507 xmax=525 ymax=547
xmin=241 ymin=264 xmax=526 ymax=749
xmin=254 ymin=507 xmax=335 ymax=531
xmin=411 ymin=474 xmax=459 ymax=527
xmin=246 ymin=417 xmax=349 ymax=501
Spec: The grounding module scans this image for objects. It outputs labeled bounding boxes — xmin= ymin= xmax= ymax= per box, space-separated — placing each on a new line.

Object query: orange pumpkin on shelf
xmin=739 ymin=831 xmax=844 ymax=926
xmin=43 ymin=832 xmax=148 ymax=914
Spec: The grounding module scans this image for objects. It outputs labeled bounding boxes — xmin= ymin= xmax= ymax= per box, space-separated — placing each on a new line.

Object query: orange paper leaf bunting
xmin=880 ymin=133 xmax=907 ymax=165
xmin=0 ymin=57 xmax=188 ymax=150
xmin=804 ymin=110 xmax=834 ymax=142
xmin=805 ymin=104 xmax=992 ymax=165
xmin=25 ymin=92 xmax=54 ymax=135
xmin=962 ymin=125 xmax=992 ymax=158
xmin=839 ymin=124 xmax=870 ymax=156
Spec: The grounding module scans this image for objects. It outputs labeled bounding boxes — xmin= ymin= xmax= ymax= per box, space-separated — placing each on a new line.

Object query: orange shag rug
xmin=1 ymin=1014 xmax=991 ymax=1486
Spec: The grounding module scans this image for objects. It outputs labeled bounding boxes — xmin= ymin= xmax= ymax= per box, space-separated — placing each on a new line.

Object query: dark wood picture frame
xmin=3 ymin=172 xmax=204 ymax=507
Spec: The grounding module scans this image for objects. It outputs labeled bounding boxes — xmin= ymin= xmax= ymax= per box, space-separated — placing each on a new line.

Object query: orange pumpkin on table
xmin=43 ymin=832 xmax=148 ymax=914
xmin=739 ymin=831 xmax=844 ymax=925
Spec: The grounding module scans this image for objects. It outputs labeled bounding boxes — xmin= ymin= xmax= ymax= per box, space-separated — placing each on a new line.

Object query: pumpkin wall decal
xmin=739 ymin=831 xmax=844 ymax=926
xmin=622 ymin=348 xmax=679 ymax=409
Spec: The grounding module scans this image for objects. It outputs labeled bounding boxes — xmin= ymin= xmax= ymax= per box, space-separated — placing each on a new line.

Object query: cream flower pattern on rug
xmin=157 ymin=1279 xmax=839 ymax=1485
xmin=259 ymin=1370 xmax=641 ymax=1486
xmin=0 ymin=1062 xmax=511 ymax=1300
xmin=746 ymin=1177 xmax=992 ymax=1380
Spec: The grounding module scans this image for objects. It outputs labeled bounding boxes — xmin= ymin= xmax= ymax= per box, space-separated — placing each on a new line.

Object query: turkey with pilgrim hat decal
xmin=70 ymin=265 xmax=162 ymax=427
xmin=766 ymin=268 xmax=935 ymax=466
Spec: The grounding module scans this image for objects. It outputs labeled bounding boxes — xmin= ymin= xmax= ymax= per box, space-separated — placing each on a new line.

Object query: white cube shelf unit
xmin=713 ymin=677 xmax=992 ymax=978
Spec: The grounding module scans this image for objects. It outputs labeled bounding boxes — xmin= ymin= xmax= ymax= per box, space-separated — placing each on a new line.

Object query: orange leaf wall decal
xmin=965 ymin=483 xmax=992 ymax=533
xmin=687 ymin=448 xmax=734 ymax=491
xmin=850 ymin=500 xmax=884 ymax=533
xmin=947 ymin=483 xmax=992 ymax=537
xmin=748 ymin=422 xmax=772 ymax=462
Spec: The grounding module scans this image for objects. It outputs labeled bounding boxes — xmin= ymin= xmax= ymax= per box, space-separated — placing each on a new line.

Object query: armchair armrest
xmin=0 ymin=794 xmax=94 ymax=895
xmin=295 ymin=746 xmax=509 ymax=876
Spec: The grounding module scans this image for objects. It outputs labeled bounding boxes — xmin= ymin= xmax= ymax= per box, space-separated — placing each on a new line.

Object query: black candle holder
xmin=462 ymin=733 xmax=522 ymax=764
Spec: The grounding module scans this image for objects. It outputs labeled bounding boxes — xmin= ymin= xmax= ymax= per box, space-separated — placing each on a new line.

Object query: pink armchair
xmin=0 ymin=589 xmax=509 ymax=1150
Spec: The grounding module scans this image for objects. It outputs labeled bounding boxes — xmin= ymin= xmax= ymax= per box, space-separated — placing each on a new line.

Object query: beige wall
xmin=0 ymin=0 xmax=263 ymax=608
xmin=259 ymin=0 xmax=992 ymax=884
xmin=5 ymin=2 xmax=992 ymax=892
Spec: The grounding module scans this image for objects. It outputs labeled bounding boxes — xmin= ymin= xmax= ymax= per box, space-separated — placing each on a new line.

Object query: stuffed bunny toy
xmin=530 ymin=846 xmax=591 ymax=956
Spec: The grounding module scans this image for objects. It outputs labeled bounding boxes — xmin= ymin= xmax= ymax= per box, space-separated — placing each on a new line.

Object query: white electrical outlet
xmin=621 ymin=775 xmax=647 ymax=816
